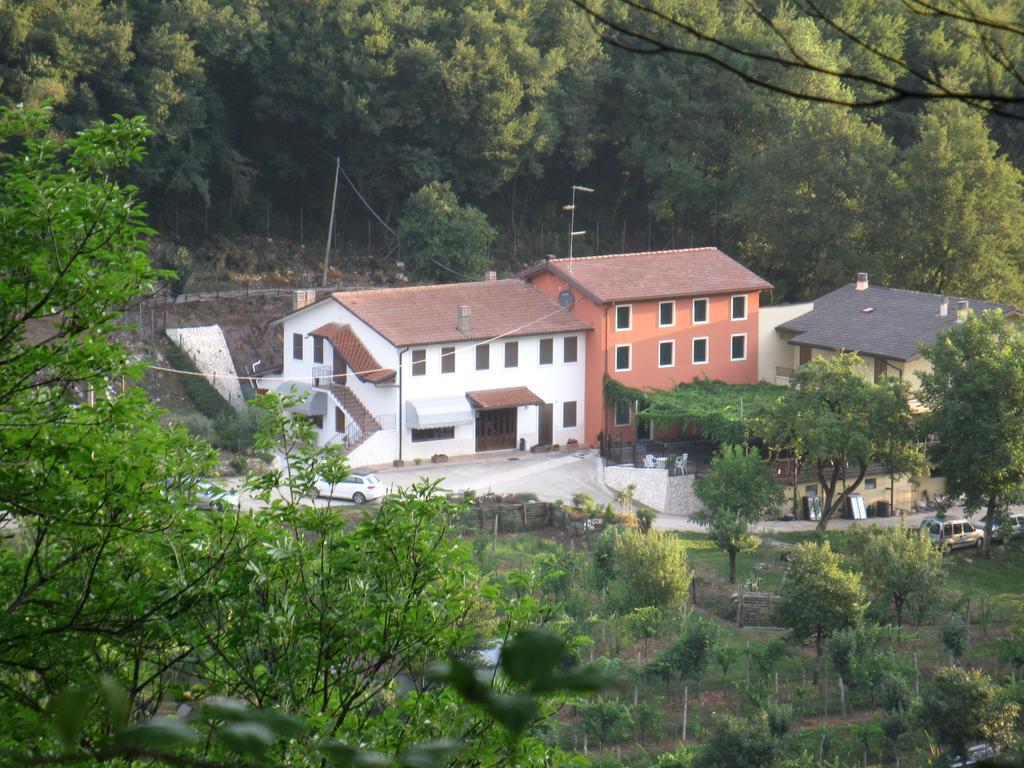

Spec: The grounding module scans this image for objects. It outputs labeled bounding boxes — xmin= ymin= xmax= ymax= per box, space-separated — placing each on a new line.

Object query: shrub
xmin=229 ymin=455 xmax=248 ymax=475
xmin=173 ymin=411 xmax=216 ymax=442
xmin=577 ymin=699 xmax=634 ymax=745
xmin=214 ymin=405 xmax=265 ymax=453
xmin=165 ymin=343 xmax=235 ymax=423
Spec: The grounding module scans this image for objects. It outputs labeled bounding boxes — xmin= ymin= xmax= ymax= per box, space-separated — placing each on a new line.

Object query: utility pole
xmin=562 ymin=185 xmax=594 ymax=274
xmin=322 ymin=156 xmax=340 ymax=287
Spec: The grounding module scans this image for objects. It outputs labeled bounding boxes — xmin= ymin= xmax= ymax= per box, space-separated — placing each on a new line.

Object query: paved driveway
xmin=369 ymin=449 xmax=616 ymax=505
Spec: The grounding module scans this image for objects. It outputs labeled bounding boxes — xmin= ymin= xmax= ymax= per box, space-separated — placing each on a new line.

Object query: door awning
xmin=465 ymin=386 xmax=544 ymax=410
xmin=406 ymin=395 xmax=474 ymax=429
xmin=273 ymin=381 xmax=329 ymax=415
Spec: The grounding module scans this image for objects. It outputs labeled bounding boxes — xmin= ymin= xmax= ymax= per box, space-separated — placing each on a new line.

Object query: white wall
xmin=274 ymin=299 xmax=588 ymax=465
xmin=757 ymin=303 xmax=813 ymax=383
xmin=398 ymin=333 xmax=587 ymax=461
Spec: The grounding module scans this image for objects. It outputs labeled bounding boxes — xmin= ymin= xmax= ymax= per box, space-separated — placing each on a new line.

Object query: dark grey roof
xmin=776 ymin=284 xmax=1017 ymax=361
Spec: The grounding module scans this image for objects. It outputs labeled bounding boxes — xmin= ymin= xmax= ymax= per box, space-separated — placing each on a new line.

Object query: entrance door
xmin=538 ymin=403 xmax=553 ymax=446
xmin=798 ymin=345 xmax=812 ymax=365
xmin=475 ymin=408 xmax=517 ymax=451
xmin=335 ymin=406 xmax=346 ymax=433
xmin=333 ymin=347 xmax=347 ymax=386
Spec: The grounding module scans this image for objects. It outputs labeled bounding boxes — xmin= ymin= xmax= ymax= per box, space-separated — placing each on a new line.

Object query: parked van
xmin=921 ymin=518 xmax=983 ymax=552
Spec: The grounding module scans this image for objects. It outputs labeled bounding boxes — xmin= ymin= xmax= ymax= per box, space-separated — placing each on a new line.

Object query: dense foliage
xmin=5 ymin=1 xmax=1024 ymax=301
xmin=0 ymin=107 xmax=582 ymax=767
xmin=920 ymin=310 xmax=1024 ymax=557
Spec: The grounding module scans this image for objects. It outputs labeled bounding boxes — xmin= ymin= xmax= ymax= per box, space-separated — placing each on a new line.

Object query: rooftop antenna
xmin=562 ymin=185 xmax=594 ymax=274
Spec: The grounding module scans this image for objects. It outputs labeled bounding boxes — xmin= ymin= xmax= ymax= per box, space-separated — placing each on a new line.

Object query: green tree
xmin=608 ymin=528 xmax=692 ymax=612
xmin=0 ymin=105 xmax=243 ymax=753
xmin=920 ymin=310 xmax=1024 ymax=557
xmin=884 ymin=103 xmax=1024 ymax=304
xmin=941 ymin=612 xmax=969 ymax=666
xmin=695 ymin=711 xmax=775 ymax=768
xmin=766 ymin=352 xmax=923 ymax=530
xmin=693 ymin=445 xmax=784 ymax=583
xmin=398 ymin=181 xmax=495 ymax=282
xmin=774 ymin=541 xmax=866 ymax=685
xmin=919 ymin=667 xmax=1020 ymax=764
xmin=856 ymin=525 xmax=945 ymax=628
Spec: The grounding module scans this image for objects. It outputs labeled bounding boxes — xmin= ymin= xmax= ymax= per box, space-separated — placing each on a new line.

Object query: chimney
xmin=293 ymin=289 xmax=316 ymax=311
xmin=956 ymin=300 xmax=970 ymax=324
xmin=855 ymin=272 xmax=869 ymax=291
xmin=457 ymin=304 xmax=471 ymax=334
xmin=484 ymin=270 xmax=497 ymax=282
xmin=939 ymin=297 xmax=949 ymax=317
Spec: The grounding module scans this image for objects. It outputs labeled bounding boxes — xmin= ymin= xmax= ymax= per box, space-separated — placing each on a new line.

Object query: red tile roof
xmin=466 ymin=386 xmax=544 ymax=410
xmin=332 ymin=279 xmax=591 ymax=346
xmin=522 ymin=248 xmax=772 ymax=304
xmin=309 ymin=323 xmax=395 ymax=383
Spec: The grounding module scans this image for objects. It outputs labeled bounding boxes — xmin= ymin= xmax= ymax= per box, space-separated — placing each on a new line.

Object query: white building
xmin=265 ymin=278 xmax=591 ymax=466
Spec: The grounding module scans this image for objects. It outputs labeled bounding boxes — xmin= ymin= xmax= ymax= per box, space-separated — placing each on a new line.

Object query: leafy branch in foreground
xmin=18 ymin=630 xmax=611 ymax=767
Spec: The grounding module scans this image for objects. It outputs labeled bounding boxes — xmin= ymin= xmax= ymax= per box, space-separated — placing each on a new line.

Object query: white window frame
xmin=614 ymin=400 xmax=631 ymax=427
xmin=614 ymin=343 xmax=632 ymax=372
xmin=615 ymin=304 xmax=632 ymax=332
xmin=658 ymin=340 xmax=675 ymax=368
xmin=692 ymin=297 xmax=709 ymax=325
xmin=658 ymin=300 xmax=675 ymax=328
xmin=731 ymin=294 xmax=748 ymax=321
xmin=730 ymin=333 xmax=747 ymax=362
xmin=692 ymin=336 xmax=709 ymax=365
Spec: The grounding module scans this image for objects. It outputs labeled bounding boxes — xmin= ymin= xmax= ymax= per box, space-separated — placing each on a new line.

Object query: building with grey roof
xmin=763 ymin=272 xmax=1017 ymax=389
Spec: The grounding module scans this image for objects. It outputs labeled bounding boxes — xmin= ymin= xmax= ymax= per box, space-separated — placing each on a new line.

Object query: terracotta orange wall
xmin=529 ymin=271 xmax=608 ymax=446
xmin=528 ymin=271 xmax=762 ymax=444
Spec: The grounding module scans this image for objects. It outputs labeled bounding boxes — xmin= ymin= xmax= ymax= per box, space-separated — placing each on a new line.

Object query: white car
xmin=315 ymin=472 xmax=385 ymax=504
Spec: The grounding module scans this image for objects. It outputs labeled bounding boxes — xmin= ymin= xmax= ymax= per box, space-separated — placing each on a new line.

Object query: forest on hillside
xmin=4 ymin=0 xmax=1024 ymax=301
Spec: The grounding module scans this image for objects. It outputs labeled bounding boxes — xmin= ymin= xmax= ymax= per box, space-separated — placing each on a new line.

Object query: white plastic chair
xmin=644 ymin=454 xmax=655 ymax=469
xmin=676 ymin=454 xmax=688 ymax=475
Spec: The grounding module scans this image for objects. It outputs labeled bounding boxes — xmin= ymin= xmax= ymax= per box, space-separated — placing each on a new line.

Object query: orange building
xmin=523 ymin=248 xmax=772 ymax=443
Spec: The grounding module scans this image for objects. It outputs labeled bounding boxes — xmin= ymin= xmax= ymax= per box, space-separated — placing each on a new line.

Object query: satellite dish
xmin=558 ymin=290 xmax=575 ymax=307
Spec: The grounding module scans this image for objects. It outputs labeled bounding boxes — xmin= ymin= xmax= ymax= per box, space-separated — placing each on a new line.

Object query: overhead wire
xmin=143 ymin=302 xmax=579 ymax=385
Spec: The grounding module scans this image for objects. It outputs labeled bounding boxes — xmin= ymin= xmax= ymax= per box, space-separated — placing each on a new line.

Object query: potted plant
xmin=431 ymin=453 xmax=448 ymax=463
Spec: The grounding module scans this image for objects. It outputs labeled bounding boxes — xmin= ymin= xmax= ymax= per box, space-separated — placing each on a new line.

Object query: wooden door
xmin=333 ymin=347 xmax=347 ymax=386
xmin=798 ymin=345 xmax=812 ymax=365
xmin=475 ymin=408 xmax=517 ymax=451
xmin=874 ymin=356 xmax=887 ymax=382
xmin=335 ymin=406 xmax=346 ymax=433
xmin=538 ymin=403 xmax=553 ymax=446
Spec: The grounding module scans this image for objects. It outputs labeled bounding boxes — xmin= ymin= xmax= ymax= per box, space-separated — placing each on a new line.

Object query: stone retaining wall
xmin=166 ymin=325 xmax=245 ymax=410
xmin=604 ymin=465 xmax=701 ymax=518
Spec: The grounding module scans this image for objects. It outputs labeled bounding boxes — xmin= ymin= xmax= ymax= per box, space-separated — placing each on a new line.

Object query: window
xmin=614 ymin=400 xmax=631 ymax=427
xmin=441 ymin=346 xmax=455 ymax=374
xmin=864 ymin=478 xmax=877 ymax=490
xmin=563 ymin=401 xmax=577 ymax=428
xmin=313 ymin=336 xmax=324 ymax=364
xmin=692 ymin=337 xmax=708 ymax=364
xmin=563 ymin=336 xmax=578 ymax=363
xmin=412 ymin=426 xmax=455 ymax=442
xmin=659 ymin=340 xmax=674 ymax=367
xmin=476 ymin=343 xmax=490 ymax=371
xmin=539 ymin=338 xmax=553 ymax=365
xmin=659 ymin=301 xmax=675 ymax=327
xmin=731 ymin=294 xmax=747 ymax=320
xmin=804 ymin=485 xmax=818 ymax=496
xmin=308 ymin=413 xmax=324 ymax=429
xmin=505 ymin=340 xmax=519 ymax=368
xmin=615 ymin=344 xmax=631 ymax=372
xmin=292 ymin=333 xmax=304 ymax=360
xmin=730 ymin=333 xmax=747 ymax=361
xmin=615 ymin=304 xmax=632 ymax=331
xmin=411 ymin=348 xmax=426 ymax=376
xmin=692 ymin=298 xmax=709 ymax=324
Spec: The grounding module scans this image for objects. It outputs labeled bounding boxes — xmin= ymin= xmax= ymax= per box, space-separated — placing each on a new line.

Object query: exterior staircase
xmin=327 ymin=384 xmax=381 ymax=453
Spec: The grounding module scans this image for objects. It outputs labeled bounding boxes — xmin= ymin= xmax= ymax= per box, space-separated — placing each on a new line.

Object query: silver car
xmin=921 ymin=518 xmax=983 ymax=552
